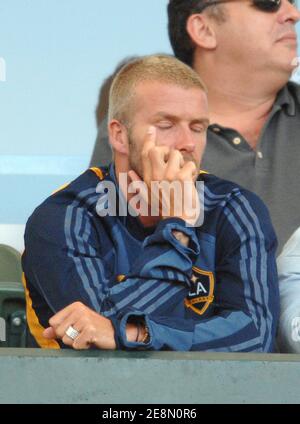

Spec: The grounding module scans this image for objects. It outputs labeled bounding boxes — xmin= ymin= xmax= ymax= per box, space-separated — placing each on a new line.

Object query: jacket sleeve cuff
xmin=113 ymin=312 xmax=153 ymax=350
xmin=144 ymin=218 xmax=200 ymax=260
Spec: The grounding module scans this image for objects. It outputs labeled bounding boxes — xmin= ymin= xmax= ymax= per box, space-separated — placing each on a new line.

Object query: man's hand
xmin=43 ymin=302 xmax=116 ymax=350
xmin=128 ymin=126 xmax=200 ymax=226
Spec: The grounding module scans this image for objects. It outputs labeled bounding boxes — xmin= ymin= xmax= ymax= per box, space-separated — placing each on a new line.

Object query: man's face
xmin=126 ymin=81 xmax=209 ymax=181
xmin=210 ymin=0 xmax=300 ymax=75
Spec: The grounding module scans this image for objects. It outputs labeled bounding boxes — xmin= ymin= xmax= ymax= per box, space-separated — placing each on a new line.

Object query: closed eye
xmin=156 ymin=121 xmax=173 ymax=129
xmin=191 ymin=124 xmax=206 ymax=133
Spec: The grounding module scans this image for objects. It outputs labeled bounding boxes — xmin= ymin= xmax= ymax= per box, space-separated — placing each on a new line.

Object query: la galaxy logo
xmin=185 ymin=267 xmax=214 ymax=315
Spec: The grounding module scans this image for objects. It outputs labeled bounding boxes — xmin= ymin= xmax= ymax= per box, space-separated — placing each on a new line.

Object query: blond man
xmin=23 ymin=55 xmax=279 ymax=351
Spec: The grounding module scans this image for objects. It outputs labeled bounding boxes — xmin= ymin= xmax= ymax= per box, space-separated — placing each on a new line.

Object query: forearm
xmin=172 ymin=230 xmax=190 ymax=247
xmin=113 ymin=308 xmax=276 ymax=352
xmin=100 ymin=218 xmax=200 ymax=317
xmin=125 ymin=321 xmax=149 ymax=344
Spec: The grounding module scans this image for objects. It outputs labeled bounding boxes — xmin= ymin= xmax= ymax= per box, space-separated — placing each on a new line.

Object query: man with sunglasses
xmin=168 ymin=0 xmax=300 ymax=353
xmin=168 ymin=0 xmax=300 ymax=253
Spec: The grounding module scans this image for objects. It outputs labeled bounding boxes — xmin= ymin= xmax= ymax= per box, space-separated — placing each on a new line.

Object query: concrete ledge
xmin=0 ymin=349 xmax=300 ymax=404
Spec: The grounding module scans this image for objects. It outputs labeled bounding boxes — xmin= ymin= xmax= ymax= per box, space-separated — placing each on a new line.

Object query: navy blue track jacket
xmin=22 ymin=164 xmax=279 ymax=351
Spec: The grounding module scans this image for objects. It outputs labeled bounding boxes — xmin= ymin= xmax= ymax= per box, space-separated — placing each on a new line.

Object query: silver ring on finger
xmin=65 ymin=325 xmax=80 ymax=340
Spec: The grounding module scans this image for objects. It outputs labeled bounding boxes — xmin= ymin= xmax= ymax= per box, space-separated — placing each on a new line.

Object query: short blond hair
xmin=108 ymin=54 xmax=207 ymax=124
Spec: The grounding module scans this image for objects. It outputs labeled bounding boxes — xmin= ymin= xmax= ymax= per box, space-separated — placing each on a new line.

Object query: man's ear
xmin=187 ymin=14 xmax=217 ymax=50
xmin=108 ymin=120 xmax=129 ymax=155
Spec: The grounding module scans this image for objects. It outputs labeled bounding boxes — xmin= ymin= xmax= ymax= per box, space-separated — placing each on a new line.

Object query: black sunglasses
xmin=199 ymin=0 xmax=297 ymax=13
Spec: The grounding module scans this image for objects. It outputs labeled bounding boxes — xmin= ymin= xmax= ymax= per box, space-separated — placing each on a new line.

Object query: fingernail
xmin=147 ymin=126 xmax=155 ymax=135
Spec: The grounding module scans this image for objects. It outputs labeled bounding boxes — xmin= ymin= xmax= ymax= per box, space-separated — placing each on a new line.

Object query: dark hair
xmin=168 ymin=0 xmax=226 ymax=67
xmin=168 ymin=1 xmax=207 ymax=66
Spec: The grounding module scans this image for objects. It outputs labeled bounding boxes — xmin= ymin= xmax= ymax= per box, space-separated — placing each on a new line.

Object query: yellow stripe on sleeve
xmin=52 ymin=167 xmax=104 ymax=196
xmin=90 ymin=167 xmax=104 ymax=180
xmin=52 ymin=182 xmax=70 ymax=195
xmin=22 ymin=273 xmax=60 ymax=349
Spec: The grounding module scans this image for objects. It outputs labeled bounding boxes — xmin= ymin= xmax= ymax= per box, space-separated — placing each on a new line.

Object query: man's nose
xmin=174 ymin=128 xmax=196 ymax=153
xmin=279 ymin=0 xmax=300 ymax=23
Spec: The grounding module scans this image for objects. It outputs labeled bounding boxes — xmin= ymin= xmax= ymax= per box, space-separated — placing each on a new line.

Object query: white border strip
xmin=0 ymin=156 xmax=90 ymax=175
xmin=0 ymin=224 xmax=25 ymax=253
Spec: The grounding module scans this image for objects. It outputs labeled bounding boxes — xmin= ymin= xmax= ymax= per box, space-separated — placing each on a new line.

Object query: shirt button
xmin=257 ymin=151 xmax=263 ymax=159
xmin=233 ymin=137 xmax=241 ymax=145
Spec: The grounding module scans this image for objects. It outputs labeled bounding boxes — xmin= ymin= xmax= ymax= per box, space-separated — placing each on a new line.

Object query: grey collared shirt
xmin=90 ymin=82 xmax=300 ymax=253
xmin=202 ymin=82 xmax=300 ymax=252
